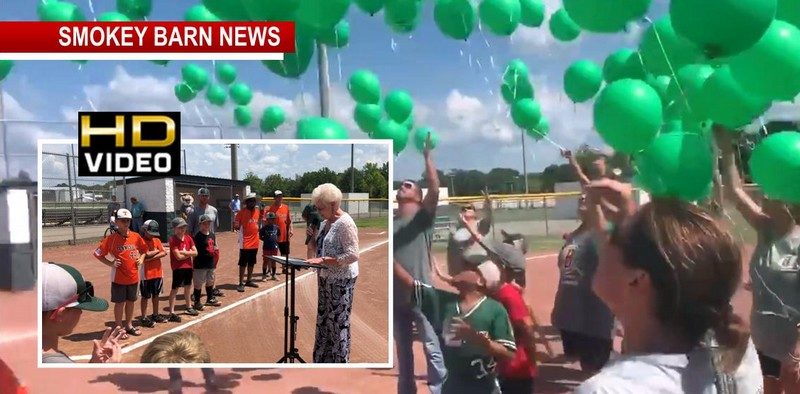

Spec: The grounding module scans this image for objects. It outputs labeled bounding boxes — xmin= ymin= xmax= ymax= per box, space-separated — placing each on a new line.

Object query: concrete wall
xmin=115 ymin=178 xmax=168 ymax=213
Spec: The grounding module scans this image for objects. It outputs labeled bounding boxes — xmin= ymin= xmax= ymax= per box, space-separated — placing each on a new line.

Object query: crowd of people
xmin=393 ymin=132 xmax=800 ymax=393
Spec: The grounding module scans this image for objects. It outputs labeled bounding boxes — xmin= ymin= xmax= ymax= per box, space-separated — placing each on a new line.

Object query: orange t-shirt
xmin=94 ymin=231 xmax=147 ymax=285
xmin=236 ymin=208 xmax=261 ymax=250
xmin=141 ymin=237 xmax=165 ymax=280
xmin=264 ymin=203 xmax=290 ymax=242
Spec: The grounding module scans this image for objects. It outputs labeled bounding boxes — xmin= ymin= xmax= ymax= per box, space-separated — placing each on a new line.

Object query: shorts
xmin=262 ymin=247 xmax=279 ymax=260
xmin=278 ymin=242 xmax=290 ymax=256
xmin=193 ymin=268 xmax=215 ymax=287
xmin=757 ymin=350 xmax=781 ymax=378
xmin=238 ymin=249 xmax=258 ymax=267
xmin=139 ymin=278 xmax=163 ymax=299
xmin=171 ymin=268 xmax=193 ymax=289
xmin=499 ymin=377 xmax=534 ymax=394
xmin=560 ymin=330 xmax=613 ymax=371
xmin=110 ymin=282 xmax=138 ymax=303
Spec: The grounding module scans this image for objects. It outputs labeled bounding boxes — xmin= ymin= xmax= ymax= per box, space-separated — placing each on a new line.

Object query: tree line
xmin=244 ymin=162 xmax=390 ymax=199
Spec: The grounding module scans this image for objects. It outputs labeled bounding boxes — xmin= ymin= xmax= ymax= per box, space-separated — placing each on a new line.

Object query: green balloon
xmin=297 ymin=117 xmax=350 ymax=139
xmin=506 ymin=59 xmax=530 ymax=77
xmin=184 ymin=5 xmax=220 ymax=21
xmin=777 ymin=0 xmax=800 ymax=28
xmin=229 ymin=83 xmax=253 ymax=106
xmin=403 ymin=114 xmax=415 ymax=131
xmin=519 ymin=0 xmax=545 ymax=27
xmin=670 ymin=0 xmax=776 ymax=58
xmin=233 ymin=106 xmax=252 ymax=126
xmin=354 ymin=104 xmax=382 ymax=134
xmin=37 ymin=1 xmax=85 ymax=22
xmin=511 ymin=99 xmax=542 ymax=129
xmin=534 ymin=117 xmax=550 ymax=133
xmin=385 ymin=0 xmax=422 ymax=33
xmin=150 ymin=60 xmax=170 ymax=66
xmin=666 ymin=63 xmax=714 ymax=117
xmin=374 ymin=119 xmax=410 ymax=154
xmin=434 ymin=0 xmax=477 ymax=40
xmin=564 ymin=59 xmax=603 ymax=103
xmin=646 ymin=75 xmax=672 ymax=103
xmin=0 ymin=60 xmax=14 ymax=82
xmin=414 ymin=127 xmax=439 ymax=152
xmin=117 ymin=0 xmax=152 ymax=20
xmin=563 ymin=0 xmax=650 ymax=33
xmin=602 ymin=49 xmax=646 ymax=83
xmin=243 ymin=0 xmax=299 ymax=20
xmin=639 ymin=17 xmax=705 ymax=77
xmin=549 ymin=9 xmax=581 ymax=42
xmin=696 ymin=66 xmax=770 ymax=129
xmin=263 ymin=28 xmax=315 ymax=78
xmin=634 ymin=132 xmax=713 ymax=202
xmin=318 ymin=20 xmax=350 ymax=48
xmin=661 ymin=119 xmax=683 ymax=133
xmin=260 ymin=106 xmax=286 ymax=132
xmin=730 ymin=20 xmax=800 ymax=101
xmin=479 ymin=0 xmax=522 ymax=36
xmin=98 ymin=11 xmax=130 ymax=22
xmin=216 ymin=63 xmax=237 ymax=85
xmin=384 ymin=90 xmax=414 ymax=123
xmin=296 ymin=0 xmax=351 ymax=30
xmin=501 ymin=77 xmax=535 ymax=104
xmin=181 ymin=63 xmax=210 ymax=91
xmin=202 ymin=0 xmax=251 ymax=20
xmin=593 ymin=79 xmax=663 ymax=154
xmin=355 ymin=0 xmax=384 ymax=15
xmin=749 ymin=131 xmax=800 ymax=203
xmin=174 ymin=83 xmax=197 ymax=103
xmin=206 ymin=84 xmax=227 ymax=106
xmin=348 ymin=70 xmax=382 ymax=104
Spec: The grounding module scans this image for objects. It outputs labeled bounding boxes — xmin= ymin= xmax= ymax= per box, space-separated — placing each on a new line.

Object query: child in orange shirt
xmin=139 ymin=220 xmax=168 ymax=328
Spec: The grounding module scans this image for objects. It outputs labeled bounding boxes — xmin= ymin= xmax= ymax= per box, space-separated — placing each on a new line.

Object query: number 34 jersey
xmin=413 ymin=281 xmax=516 ymax=393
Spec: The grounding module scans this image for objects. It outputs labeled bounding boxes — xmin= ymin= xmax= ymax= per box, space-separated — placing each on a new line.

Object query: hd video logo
xmin=78 ymin=112 xmax=181 ymax=177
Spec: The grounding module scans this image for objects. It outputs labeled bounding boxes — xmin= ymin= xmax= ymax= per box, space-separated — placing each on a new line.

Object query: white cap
xmin=116 ymin=208 xmax=132 ymax=219
xmin=274 ymin=190 xmax=283 ymax=196
xmin=476 ymin=261 xmax=502 ymax=291
xmin=245 ymin=192 xmax=258 ymax=200
xmin=42 ymin=263 xmax=79 ymax=311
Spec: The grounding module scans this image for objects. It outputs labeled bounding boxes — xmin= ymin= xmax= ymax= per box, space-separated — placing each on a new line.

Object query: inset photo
xmin=38 ymin=139 xmax=391 ymax=367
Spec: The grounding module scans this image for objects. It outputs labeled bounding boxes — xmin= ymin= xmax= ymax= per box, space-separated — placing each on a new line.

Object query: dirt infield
xmin=41 ymin=227 xmax=389 ymax=364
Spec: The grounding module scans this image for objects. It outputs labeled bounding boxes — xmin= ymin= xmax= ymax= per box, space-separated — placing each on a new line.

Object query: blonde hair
xmin=140 ymin=332 xmax=211 ymax=363
xmin=311 ymin=183 xmax=343 ymax=207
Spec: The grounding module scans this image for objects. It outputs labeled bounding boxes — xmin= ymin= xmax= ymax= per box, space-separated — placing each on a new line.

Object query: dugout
xmin=0 ymin=180 xmax=37 ymax=291
xmin=112 ymin=175 xmax=249 ymax=241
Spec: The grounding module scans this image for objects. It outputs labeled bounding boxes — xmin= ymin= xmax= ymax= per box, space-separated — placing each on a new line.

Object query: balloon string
xmin=337 ymin=53 xmax=343 ymax=82
xmin=531 ymin=128 xmax=566 ymax=151
xmin=758 ymin=116 xmax=768 ymax=136
xmin=194 ymin=104 xmax=206 ymax=125
xmin=87 ymin=0 xmax=96 ymax=21
xmin=643 ymin=16 xmax=692 ymax=114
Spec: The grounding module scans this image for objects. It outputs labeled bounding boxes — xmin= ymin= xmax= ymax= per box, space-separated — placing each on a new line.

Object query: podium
xmin=266 ymin=255 xmax=326 ymax=363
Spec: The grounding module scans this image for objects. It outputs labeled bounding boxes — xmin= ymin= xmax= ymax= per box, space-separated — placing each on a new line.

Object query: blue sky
xmin=0 ymin=0 xmax=679 ymax=181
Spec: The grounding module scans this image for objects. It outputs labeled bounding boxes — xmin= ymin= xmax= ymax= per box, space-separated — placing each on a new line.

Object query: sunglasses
xmin=401 ymin=181 xmax=416 ymax=189
xmin=49 ymin=281 xmax=94 ymax=321
xmin=461 ymin=206 xmax=476 ymax=213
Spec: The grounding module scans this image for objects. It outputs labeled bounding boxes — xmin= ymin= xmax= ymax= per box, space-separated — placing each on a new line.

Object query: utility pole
xmin=350 ymin=144 xmax=355 ymax=193
xmin=182 ymin=149 xmax=187 ymax=175
xmin=521 ymin=129 xmax=529 ymax=194
xmin=230 ymin=144 xmax=238 ymax=181
xmin=317 ymin=42 xmax=330 ymax=117
xmin=0 ymin=85 xmax=8 ymax=180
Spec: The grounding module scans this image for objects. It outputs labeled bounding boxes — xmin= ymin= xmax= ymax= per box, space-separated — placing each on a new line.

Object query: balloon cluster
xmin=576 ymin=0 xmax=800 ymax=202
xmin=347 ymin=69 xmax=438 ymax=155
xmin=0 ymin=60 xmax=14 ymax=82
xmin=502 ymin=60 xmax=549 ymax=141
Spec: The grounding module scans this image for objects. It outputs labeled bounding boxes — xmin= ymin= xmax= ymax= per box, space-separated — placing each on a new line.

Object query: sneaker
xmin=193 ymin=302 xmax=204 ymax=311
xmin=168 ymin=313 xmax=182 ymax=323
xmin=245 ymin=281 xmax=259 ymax=288
xmin=152 ymin=314 xmax=168 ymax=323
xmin=186 ymin=308 xmax=199 ymax=316
xmin=213 ymin=288 xmax=223 ymax=297
xmin=205 ymin=298 xmax=221 ymax=307
xmin=237 ymin=283 xmax=245 ymax=292
xmin=140 ymin=316 xmax=155 ymax=328
xmin=261 ymin=275 xmax=268 ymax=282
xmin=271 ymin=275 xmax=277 ymax=281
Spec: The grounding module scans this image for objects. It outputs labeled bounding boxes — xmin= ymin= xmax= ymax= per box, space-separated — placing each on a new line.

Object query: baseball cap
xmin=142 ymin=220 xmax=161 ymax=236
xmin=274 ymin=190 xmax=283 ymax=196
xmin=42 ymin=263 xmax=108 ymax=312
xmin=266 ymin=212 xmax=277 ymax=219
xmin=234 ymin=193 xmax=240 ymax=197
xmin=115 ymin=208 xmax=132 ymax=220
xmin=199 ymin=214 xmax=213 ymax=223
xmin=245 ymin=192 xmax=258 ymax=201
xmin=198 ymin=188 xmax=210 ymax=196
xmin=171 ymin=217 xmax=188 ymax=228
xmin=462 ymin=240 xmax=526 ymax=273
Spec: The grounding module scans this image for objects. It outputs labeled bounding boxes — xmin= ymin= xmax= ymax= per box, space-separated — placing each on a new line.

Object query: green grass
xmin=354 ymin=216 xmax=388 ymax=229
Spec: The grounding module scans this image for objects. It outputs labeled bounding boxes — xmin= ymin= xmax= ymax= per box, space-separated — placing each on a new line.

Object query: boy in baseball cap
xmin=93 ymin=208 xmax=149 ymax=339
xmin=41 ymin=262 xmax=123 ymax=364
xmin=192 ymin=214 xmax=221 ymax=311
xmin=139 ymin=220 xmax=168 ymax=328
xmin=259 ymin=211 xmax=281 ymax=281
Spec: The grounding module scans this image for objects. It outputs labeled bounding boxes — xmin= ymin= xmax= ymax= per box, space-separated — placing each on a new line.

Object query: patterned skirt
xmin=313 ymin=275 xmax=357 ymax=363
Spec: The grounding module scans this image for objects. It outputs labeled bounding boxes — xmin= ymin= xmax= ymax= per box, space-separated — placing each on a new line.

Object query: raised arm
xmin=421 ymin=133 xmax=440 ymax=216
xmin=477 ymin=188 xmax=493 ymax=235
xmin=714 ymin=126 xmax=768 ymax=230
xmin=562 ymin=149 xmax=591 ymax=186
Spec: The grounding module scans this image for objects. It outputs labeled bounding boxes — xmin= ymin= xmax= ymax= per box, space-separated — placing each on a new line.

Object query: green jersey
xmin=413 ymin=281 xmax=516 ymax=394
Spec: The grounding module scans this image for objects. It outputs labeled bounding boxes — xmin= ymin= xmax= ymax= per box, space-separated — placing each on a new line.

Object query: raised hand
xmin=423 ymin=132 xmax=433 ymax=157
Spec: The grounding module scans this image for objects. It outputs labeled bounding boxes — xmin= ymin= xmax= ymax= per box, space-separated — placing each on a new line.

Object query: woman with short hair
xmin=307 ymin=183 xmax=360 ymax=363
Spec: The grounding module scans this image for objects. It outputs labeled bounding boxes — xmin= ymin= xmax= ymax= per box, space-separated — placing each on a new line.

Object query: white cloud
xmin=286 ymin=143 xmax=299 ymax=153
xmin=316 ymin=150 xmax=332 ymax=161
xmin=510 ymin=0 xmax=582 ymax=54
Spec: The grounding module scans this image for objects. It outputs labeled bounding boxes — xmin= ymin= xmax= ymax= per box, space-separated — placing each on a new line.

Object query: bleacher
xmin=42 ymin=207 xmax=107 ymax=226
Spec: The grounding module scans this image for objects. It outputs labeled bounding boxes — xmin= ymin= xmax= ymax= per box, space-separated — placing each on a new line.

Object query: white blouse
xmin=316 ymin=213 xmax=359 ymax=279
